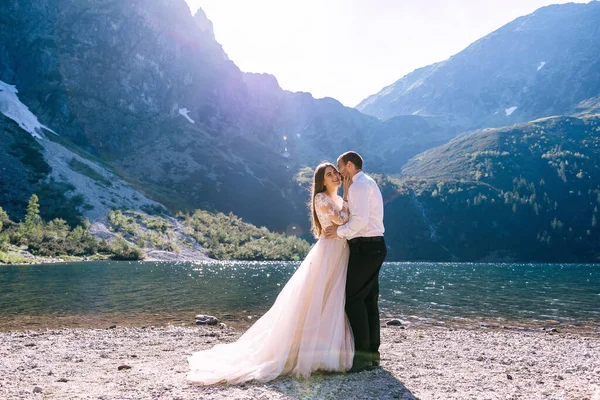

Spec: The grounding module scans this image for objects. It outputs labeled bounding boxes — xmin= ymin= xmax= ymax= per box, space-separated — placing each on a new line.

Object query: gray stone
xmin=195 ymin=315 xmax=218 ymax=325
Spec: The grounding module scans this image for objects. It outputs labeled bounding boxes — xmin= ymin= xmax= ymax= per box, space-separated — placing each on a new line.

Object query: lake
xmin=1 ymin=261 xmax=599 ymax=330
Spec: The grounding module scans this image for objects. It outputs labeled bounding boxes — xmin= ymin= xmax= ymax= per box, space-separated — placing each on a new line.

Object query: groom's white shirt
xmin=337 ymin=171 xmax=385 ymax=240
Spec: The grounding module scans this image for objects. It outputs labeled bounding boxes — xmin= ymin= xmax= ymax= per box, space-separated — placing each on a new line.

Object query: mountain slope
xmin=357 ymin=2 xmax=600 ymax=130
xmin=0 ymin=89 xmax=162 ymax=226
xmin=382 ymin=114 xmax=600 ymax=262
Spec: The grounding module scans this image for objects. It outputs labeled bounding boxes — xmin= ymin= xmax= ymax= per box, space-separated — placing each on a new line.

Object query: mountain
xmin=381 ymin=114 xmax=600 ymax=262
xmin=1 ymin=0 xmax=452 ymax=233
xmin=357 ymin=2 xmax=600 ymax=131
xmin=3 ymin=0 xmax=600 ymax=262
xmin=355 ymin=1 xmax=600 ymax=261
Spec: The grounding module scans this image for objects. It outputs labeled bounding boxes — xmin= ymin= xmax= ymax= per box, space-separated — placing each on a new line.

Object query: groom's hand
xmin=324 ymin=226 xmax=340 ymax=239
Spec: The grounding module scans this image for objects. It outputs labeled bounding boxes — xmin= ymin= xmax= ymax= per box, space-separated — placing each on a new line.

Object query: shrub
xmin=109 ymin=236 xmax=144 ymax=260
xmin=181 ymin=210 xmax=310 ymax=260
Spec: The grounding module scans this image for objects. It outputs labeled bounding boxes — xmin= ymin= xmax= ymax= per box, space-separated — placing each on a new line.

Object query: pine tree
xmin=0 ymin=206 xmax=9 ymax=232
xmin=25 ymin=194 xmax=41 ymax=226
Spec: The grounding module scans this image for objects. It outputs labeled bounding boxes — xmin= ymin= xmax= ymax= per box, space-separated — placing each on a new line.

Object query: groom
xmin=325 ymin=151 xmax=386 ymax=372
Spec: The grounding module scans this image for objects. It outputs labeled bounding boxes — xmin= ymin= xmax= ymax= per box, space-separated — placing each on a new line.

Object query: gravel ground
xmin=1 ymin=322 xmax=599 ymax=400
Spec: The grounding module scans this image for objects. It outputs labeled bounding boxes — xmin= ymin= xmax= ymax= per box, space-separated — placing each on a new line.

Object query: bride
xmin=188 ymin=162 xmax=354 ymax=384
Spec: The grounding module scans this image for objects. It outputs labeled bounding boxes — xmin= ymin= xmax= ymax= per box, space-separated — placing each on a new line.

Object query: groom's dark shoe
xmin=348 ymin=360 xmax=373 ymax=373
xmin=372 ymin=351 xmax=381 ymax=367
xmin=348 ymin=353 xmax=374 ymax=373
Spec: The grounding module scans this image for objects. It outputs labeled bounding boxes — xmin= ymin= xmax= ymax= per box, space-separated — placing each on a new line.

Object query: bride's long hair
xmin=310 ymin=162 xmax=336 ymax=238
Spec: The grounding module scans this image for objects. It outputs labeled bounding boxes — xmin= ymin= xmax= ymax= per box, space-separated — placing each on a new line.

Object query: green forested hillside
xmin=384 ymin=115 xmax=600 ymax=262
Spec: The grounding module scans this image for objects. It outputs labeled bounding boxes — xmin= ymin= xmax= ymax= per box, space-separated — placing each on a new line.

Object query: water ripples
xmin=0 ymin=261 xmax=599 ymax=323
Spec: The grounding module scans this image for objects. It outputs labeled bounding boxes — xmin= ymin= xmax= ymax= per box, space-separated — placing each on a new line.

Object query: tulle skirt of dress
xmin=187 ymin=237 xmax=354 ymax=385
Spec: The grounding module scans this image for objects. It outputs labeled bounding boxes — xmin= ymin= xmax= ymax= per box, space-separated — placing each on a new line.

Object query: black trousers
xmin=345 ymin=238 xmax=387 ymax=364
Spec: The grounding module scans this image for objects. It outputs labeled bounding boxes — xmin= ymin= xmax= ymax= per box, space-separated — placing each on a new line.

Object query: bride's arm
xmin=315 ymin=193 xmax=349 ymax=225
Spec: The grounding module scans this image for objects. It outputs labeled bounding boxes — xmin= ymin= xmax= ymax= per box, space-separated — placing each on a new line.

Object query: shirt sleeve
xmin=337 ymin=181 xmax=370 ymax=238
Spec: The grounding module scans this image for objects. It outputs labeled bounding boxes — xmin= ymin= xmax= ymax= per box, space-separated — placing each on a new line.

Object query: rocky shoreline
xmin=0 ymin=246 xmax=211 ymax=266
xmin=1 ymin=319 xmax=599 ymax=399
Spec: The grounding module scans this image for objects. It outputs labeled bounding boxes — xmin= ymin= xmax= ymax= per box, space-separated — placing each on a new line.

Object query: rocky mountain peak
xmin=194 ymin=8 xmax=215 ymax=40
xmin=243 ymin=73 xmax=282 ymax=92
xmin=356 ymin=1 xmax=600 ymax=131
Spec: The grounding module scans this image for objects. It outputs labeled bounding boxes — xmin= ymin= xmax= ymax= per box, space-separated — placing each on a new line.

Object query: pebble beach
xmin=1 ymin=318 xmax=599 ymax=400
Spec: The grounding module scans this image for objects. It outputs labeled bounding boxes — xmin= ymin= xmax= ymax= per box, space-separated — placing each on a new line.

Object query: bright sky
xmin=184 ymin=0 xmax=590 ymax=107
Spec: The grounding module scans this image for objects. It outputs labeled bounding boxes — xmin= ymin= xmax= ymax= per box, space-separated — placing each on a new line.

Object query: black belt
xmin=348 ymin=236 xmax=384 ymax=245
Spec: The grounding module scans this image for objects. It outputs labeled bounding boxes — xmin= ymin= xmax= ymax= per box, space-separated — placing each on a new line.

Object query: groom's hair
xmin=339 ymin=151 xmax=363 ymax=170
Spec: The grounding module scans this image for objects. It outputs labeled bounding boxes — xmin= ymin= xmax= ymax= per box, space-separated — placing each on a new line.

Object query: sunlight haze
xmin=184 ymin=0 xmax=590 ymax=106
xmin=161 ymin=1 xmax=582 ymax=106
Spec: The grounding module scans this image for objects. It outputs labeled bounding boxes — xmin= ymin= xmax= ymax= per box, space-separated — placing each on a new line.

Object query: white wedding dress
xmin=188 ymin=192 xmax=354 ymax=384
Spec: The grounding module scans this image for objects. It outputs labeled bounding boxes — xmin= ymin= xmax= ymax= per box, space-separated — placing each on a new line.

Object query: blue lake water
xmin=1 ymin=261 xmax=599 ymax=326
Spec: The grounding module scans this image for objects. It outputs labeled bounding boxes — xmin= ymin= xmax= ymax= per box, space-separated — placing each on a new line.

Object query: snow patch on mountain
xmin=179 ymin=108 xmax=195 ymax=124
xmin=0 ymin=80 xmax=57 ymax=138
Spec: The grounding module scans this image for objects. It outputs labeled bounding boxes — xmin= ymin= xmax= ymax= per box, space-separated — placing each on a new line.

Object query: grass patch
xmin=59 ymin=255 xmax=85 ymax=262
xmin=68 ymin=158 xmax=112 ymax=187
xmin=0 ymin=251 xmax=35 ymax=265
xmin=8 ymin=130 xmax=51 ymax=181
xmin=86 ymin=253 xmax=111 ymax=261
xmin=44 ymin=130 xmax=114 ymax=169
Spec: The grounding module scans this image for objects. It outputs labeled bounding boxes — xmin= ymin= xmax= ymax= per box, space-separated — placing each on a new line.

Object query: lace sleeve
xmin=315 ymin=193 xmax=349 ymax=226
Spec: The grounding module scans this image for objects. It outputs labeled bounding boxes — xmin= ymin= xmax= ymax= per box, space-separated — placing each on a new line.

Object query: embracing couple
xmin=188 ymin=151 xmax=386 ymax=384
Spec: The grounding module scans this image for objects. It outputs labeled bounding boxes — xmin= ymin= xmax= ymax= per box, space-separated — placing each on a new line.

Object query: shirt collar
xmin=352 ymin=171 xmax=364 ymax=182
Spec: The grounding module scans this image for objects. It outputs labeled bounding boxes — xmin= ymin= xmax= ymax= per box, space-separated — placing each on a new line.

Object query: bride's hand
xmin=324 ymin=225 xmax=340 ymax=239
